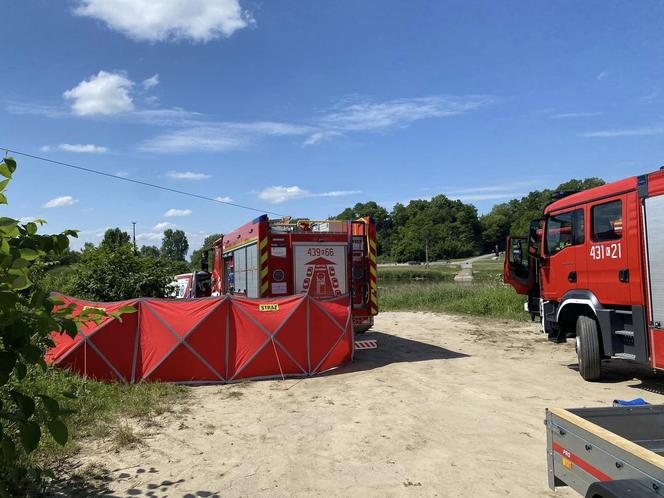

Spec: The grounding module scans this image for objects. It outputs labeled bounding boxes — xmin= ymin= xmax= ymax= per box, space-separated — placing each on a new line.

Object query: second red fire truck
xmin=176 ymin=215 xmax=378 ymax=333
xmin=505 ymin=167 xmax=664 ymax=381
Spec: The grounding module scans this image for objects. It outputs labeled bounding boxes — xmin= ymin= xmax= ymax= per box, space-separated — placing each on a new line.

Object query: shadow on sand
xmin=567 ymin=360 xmax=664 ymax=396
xmin=46 ymin=330 xmax=466 ymax=496
xmin=46 ymin=463 xmax=220 ymax=497
xmin=326 ymin=330 xmax=469 ymax=376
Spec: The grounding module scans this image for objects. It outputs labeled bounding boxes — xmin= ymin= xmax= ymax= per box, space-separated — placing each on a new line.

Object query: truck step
xmin=614 ymin=352 xmax=636 ymax=360
xmin=614 ymin=330 xmax=634 ymax=338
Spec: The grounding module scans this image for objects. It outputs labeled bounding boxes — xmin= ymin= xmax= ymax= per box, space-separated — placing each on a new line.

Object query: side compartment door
xmin=643 ymin=194 xmax=664 ymax=368
xmin=585 ymin=195 xmax=630 ymax=306
xmin=504 ymin=236 xmax=533 ymax=295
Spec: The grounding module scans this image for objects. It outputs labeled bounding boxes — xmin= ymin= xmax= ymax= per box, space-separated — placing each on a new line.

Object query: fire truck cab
xmin=208 ymin=215 xmax=378 ymax=333
xmin=505 ymin=168 xmax=664 ymax=381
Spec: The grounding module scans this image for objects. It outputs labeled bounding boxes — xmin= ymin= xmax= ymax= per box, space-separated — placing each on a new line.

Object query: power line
xmin=1 ymin=147 xmax=286 ymax=217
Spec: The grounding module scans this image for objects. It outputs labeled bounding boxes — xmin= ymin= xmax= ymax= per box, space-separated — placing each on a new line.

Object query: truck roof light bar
xmin=551 ymin=190 xmax=578 ymax=200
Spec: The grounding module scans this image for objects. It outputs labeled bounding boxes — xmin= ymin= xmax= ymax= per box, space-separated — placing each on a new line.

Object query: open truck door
xmin=504 ymin=218 xmax=543 ymax=295
xmin=504 ymin=219 xmax=543 ymax=319
xmin=504 ymin=236 xmax=534 ymax=294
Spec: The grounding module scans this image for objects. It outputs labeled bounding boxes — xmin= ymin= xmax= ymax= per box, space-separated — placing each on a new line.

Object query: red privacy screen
xmin=46 ymin=293 xmax=354 ymax=384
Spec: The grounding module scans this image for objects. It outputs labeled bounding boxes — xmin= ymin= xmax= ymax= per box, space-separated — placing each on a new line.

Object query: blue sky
xmin=2 ymin=0 xmax=664 ymax=253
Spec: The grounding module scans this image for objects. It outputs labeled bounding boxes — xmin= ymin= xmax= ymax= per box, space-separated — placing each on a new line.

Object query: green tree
xmin=139 ymin=245 xmax=161 ymax=258
xmin=332 ymin=201 xmax=392 ymax=255
xmin=388 ymin=196 xmax=481 ymax=261
xmin=0 ymin=157 xmax=134 ymax=493
xmin=161 ymin=229 xmax=189 ymax=262
xmin=557 ymin=177 xmax=605 ymax=193
xmin=479 ymin=177 xmax=606 ymax=251
xmin=190 ymin=233 xmax=222 ymax=270
xmin=100 ymin=228 xmax=130 ymax=250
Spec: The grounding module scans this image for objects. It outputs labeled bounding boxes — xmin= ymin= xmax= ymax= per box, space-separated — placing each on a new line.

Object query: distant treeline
xmin=333 ymin=177 xmax=604 ymax=262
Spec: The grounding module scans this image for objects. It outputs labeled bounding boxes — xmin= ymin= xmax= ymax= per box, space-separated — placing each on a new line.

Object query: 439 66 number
xmin=307 ymin=247 xmax=335 ymax=257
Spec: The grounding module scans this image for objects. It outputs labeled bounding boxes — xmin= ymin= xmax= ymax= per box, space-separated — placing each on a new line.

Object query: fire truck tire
xmin=576 ymin=315 xmax=601 ymax=381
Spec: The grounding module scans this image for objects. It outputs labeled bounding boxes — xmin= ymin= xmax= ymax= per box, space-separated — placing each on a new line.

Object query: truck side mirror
xmin=201 ymin=250 xmax=209 ymax=272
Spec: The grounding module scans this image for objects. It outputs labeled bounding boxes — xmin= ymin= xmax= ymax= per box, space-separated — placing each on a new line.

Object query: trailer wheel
xmin=576 ymin=315 xmax=601 ymax=381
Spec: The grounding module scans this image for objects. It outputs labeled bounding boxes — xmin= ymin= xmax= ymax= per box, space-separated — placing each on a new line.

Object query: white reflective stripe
xmin=354 ymin=340 xmax=377 ymax=350
xmin=556 ymin=298 xmax=597 ymax=321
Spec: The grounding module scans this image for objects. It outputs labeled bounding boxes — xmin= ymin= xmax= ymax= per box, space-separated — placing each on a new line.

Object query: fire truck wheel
xmin=576 ymin=315 xmax=601 ymax=381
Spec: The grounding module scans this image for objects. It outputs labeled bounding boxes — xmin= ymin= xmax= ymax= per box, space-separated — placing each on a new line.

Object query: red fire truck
xmin=187 ymin=215 xmax=378 ymax=333
xmin=504 ymin=168 xmax=664 ymax=381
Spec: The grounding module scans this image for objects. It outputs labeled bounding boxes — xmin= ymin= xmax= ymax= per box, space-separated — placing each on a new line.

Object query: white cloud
xmin=319 ymin=190 xmax=363 ymax=198
xmin=164 ymin=208 xmax=192 ymax=217
xmin=317 ymin=95 xmax=496 ymax=132
xmin=141 ymin=126 xmax=246 ymax=152
xmin=136 ymin=232 xmax=163 ymax=242
xmin=550 ymin=112 xmax=603 ymax=119
xmin=303 ymin=130 xmax=342 ymax=146
xmin=166 ymin=171 xmax=212 ymax=180
xmin=215 ymin=196 xmax=233 ymax=203
xmin=115 ymin=171 xmax=130 ymax=177
xmin=445 ymin=181 xmax=540 ymax=195
xmin=6 ymin=102 xmax=68 ymax=119
xmin=639 ymin=91 xmax=659 ymax=103
xmin=58 ymin=143 xmax=109 ymax=153
xmin=6 ymin=96 xmax=200 ymax=129
xmin=43 ymin=195 xmax=79 ymax=208
xmin=39 ymin=145 xmax=52 ymax=152
xmin=63 ymin=70 xmax=134 ymax=116
xmin=140 ymin=95 xmax=495 ymax=153
xmin=153 ymin=221 xmax=176 ymax=230
xmin=440 ymin=180 xmax=542 ymax=202
xmin=582 ymin=126 xmax=664 ymax=138
xmin=73 ymin=0 xmax=254 ymax=42
xmin=140 ymin=122 xmax=310 ymax=152
xmin=596 ymin=71 xmax=609 ymax=80
xmin=142 ymin=74 xmax=159 ymax=90
xmin=259 ymin=186 xmax=307 ymax=203
xmin=258 ymin=185 xmax=361 ymax=204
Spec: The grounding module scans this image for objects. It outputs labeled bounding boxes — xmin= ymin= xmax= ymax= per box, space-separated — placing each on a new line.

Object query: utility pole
xmin=425 ymin=238 xmax=429 ymax=269
xmin=132 ymin=222 xmax=137 ymax=253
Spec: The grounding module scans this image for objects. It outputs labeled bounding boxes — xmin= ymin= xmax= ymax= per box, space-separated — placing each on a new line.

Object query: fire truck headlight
xmin=273 ymin=269 xmax=285 ymax=282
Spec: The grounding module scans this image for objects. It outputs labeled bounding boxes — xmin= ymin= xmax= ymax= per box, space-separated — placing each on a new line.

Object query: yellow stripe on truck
xmin=367 ymin=231 xmax=378 ymax=316
xmin=260 ymin=236 xmax=269 ymax=297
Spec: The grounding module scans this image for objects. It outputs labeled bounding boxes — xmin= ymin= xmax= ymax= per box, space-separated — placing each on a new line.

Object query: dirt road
xmin=73 ymin=312 xmax=664 ymax=497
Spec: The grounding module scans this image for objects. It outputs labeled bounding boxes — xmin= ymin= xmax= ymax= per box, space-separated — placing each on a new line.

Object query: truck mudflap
xmin=546 ymin=406 xmax=664 ymax=497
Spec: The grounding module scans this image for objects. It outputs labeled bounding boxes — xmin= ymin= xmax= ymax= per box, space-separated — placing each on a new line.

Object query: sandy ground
xmin=70 ymin=312 xmax=664 ymax=497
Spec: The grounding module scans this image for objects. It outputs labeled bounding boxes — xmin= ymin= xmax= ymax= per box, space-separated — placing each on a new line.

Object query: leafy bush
xmin=63 ymin=244 xmax=190 ymax=302
xmin=0 ymin=157 xmax=135 ymax=493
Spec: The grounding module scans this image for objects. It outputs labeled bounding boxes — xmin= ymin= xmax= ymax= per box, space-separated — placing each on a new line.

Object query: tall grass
xmin=18 ymin=367 xmax=187 ymax=467
xmin=379 ymin=282 xmax=527 ymax=321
